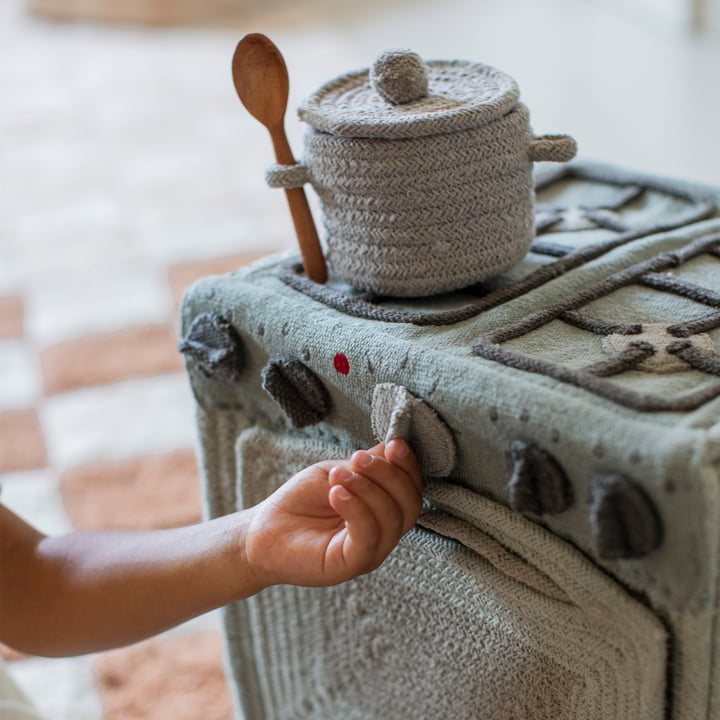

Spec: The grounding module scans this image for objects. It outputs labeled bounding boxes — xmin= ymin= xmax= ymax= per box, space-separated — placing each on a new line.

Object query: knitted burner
xmin=266 ymin=49 xmax=577 ymax=297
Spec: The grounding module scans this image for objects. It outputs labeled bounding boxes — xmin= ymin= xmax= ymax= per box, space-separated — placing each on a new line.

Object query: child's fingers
xmin=332 ymin=467 xmax=406 ymax=540
xmin=329 ymin=467 xmax=406 ymax=560
xmin=348 ymin=451 xmax=423 ymax=535
xmin=384 ymin=439 xmax=424 ymax=494
xmin=327 ymin=483 xmax=382 ymax=575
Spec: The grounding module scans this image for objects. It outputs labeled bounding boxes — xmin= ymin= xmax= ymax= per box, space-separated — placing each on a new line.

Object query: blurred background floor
xmin=0 ymin=0 xmax=718 ymax=717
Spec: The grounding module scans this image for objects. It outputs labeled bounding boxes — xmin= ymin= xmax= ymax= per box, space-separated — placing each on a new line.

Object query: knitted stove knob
xmin=371 ymin=383 xmax=456 ymax=477
xmin=261 ymin=358 xmax=331 ymax=429
xmin=505 ymin=440 xmax=573 ymax=516
xmin=370 ymin=50 xmax=429 ymax=105
xmin=589 ymin=474 xmax=662 ymax=559
xmin=179 ymin=312 xmax=244 ymax=384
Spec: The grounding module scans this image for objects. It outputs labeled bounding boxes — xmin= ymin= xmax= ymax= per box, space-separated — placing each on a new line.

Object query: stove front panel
xmin=231 ymin=427 xmax=666 ymax=720
xmin=180 ymin=163 xmax=720 ymax=720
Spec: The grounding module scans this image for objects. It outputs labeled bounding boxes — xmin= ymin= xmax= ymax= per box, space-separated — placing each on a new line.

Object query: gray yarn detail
xmin=601 ymin=324 xmax=716 ymax=375
xmin=371 ymin=383 xmax=456 ymax=477
xmin=667 ymin=310 xmax=720 ymax=337
xmin=589 ymin=475 xmax=662 ymax=559
xmin=478 ymin=233 xmax=720 ymax=347
xmin=472 ymin=232 xmax=720 ymax=411
xmin=528 ymin=240 xmax=571 ymax=256
xmin=528 ymin=134 xmax=577 ymax=163
xmin=505 ymin=440 xmax=573 ymax=516
xmin=178 ymin=312 xmax=244 ymax=383
xmin=261 ymin=358 xmax=331 ymax=428
xmin=293 ymin=51 xmax=578 ymax=296
xmin=277 ymin=262 xmax=494 ymax=325
xmin=303 ymin=105 xmax=545 ymax=296
xmin=583 ymin=341 xmax=656 ymax=377
xmin=298 ymin=59 xmax=521 ymax=140
xmin=277 ymin=164 xmax=716 ymax=323
xmin=474 ymin=335 xmax=720 ymax=412
xmin=639 ymin=272 xmax=720 ymax=306
xmin=668 ymin=340 xmax=720 ymax=375
xmin=370 ymin=50 xmax=429 ymax=105
xmin=560 ymin=310 xmax=642 ymax=336
xmin=265 ymin=163 xmax=311 ymax=189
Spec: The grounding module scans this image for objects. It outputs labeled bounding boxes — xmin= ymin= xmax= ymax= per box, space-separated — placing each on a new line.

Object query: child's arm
xmin=0 ymin=439 xmax=422 ymax=657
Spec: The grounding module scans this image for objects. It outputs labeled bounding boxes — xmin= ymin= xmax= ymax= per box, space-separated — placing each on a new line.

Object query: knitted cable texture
xmin=264 ymin=52 xmax=577 ymax=297
xmin=369 ymin=50 xmax=429 ymax=105
xmin=297 ymin=59 xmax=520 ymax=140
xmin=265 ymin=163 xmax=310 ymax=189
xmin=300 ymin=104 xmax=537 ymax=296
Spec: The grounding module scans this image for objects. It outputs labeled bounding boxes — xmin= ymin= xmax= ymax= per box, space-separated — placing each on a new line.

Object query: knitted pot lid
xmin=298 ymin=49 xmax=520 ymax=139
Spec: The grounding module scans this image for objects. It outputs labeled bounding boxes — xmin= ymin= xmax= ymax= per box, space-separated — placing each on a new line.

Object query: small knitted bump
xmin=370 ymin=50 xmax=429 ymax=105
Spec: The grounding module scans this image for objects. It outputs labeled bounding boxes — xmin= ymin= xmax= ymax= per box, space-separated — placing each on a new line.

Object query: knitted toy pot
xmin=267 ymin=50 xmax=577 ymax=298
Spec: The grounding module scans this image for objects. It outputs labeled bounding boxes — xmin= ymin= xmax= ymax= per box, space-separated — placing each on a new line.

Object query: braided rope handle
xmin=266 ymin=134 xmax=577 ymax=191
xmin=529 ymin=134 xmax=577 ymax=163
xmin=265 ymin=163 xmax=312 ymax=189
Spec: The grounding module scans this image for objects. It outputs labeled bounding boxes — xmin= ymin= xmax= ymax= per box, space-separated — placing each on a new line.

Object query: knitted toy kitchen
xmin=180 ymin=40 xmax=720 ymax=720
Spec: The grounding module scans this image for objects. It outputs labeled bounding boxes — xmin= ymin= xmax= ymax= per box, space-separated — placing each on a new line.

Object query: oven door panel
xmin=233 ymin=428 xmax=667 ymax=720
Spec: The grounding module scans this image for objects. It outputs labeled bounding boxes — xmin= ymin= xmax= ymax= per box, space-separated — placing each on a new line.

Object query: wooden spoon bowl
xmin=232 ymin=34 xmax=327 ymax=284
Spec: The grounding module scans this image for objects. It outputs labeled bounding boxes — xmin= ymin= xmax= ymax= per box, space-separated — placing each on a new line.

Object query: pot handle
xmin=265 ymin=162 xmax=312 ymax=189
xmin=529 ymin=134 xmax=577 ymax=163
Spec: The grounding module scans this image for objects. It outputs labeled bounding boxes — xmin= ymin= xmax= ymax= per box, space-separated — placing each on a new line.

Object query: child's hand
xmin=0 ymin=440 xmax=421 ymax=656
xmin=245 ymin=439 xmax=423 ymax=588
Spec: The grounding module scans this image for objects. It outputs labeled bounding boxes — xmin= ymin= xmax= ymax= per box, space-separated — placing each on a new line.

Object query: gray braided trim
xmin=276 ymin=163 xmax=716 ymax=325
xmin=265 ymin=163 xmax=311 ymax=189
xmin=529 ymin=134 xmax=578 ymax=163
xmin=473 ymin=336 xmax=720 ymax=412
xmin=471 ymin=232 xmax=720 ymax=412
xmin=277 ymin=262 xmax=496 ymax=326
xmin=304 ymin=105 xmax=538 ymax=296
xmin=298 ymin=59 xmax=520 ymax=140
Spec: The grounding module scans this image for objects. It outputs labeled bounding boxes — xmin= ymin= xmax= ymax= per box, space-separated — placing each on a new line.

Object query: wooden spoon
xmin=232 ymin=33 xmax=327 ymax=284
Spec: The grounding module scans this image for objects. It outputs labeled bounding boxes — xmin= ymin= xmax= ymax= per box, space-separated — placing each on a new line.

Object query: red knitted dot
xmin=334 ymin=353 xmax=350 ymax=374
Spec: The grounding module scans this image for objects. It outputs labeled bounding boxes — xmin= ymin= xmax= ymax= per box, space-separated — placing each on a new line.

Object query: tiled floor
xmin=1 ymin=0 xmax=719 ymax=717
xmin=0 ymin=2 xmax=290 ymax=717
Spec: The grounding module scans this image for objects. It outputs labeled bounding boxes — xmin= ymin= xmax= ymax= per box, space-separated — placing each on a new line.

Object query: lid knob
xmin=370 ymin=50 xmax=429 ymax=105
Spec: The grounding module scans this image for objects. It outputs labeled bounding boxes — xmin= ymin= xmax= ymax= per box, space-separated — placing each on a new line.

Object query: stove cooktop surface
xmin=275 ymin=162 xmax=720 ymax=414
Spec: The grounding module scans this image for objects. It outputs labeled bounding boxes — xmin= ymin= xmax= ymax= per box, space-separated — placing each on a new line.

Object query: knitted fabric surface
xmin=180 ymin=163 xmax=720 ymax=719
xmin=230 ymin=428 xmax=665 ymax=720
xmin=267 ymin=50 xmax=576 ymax=297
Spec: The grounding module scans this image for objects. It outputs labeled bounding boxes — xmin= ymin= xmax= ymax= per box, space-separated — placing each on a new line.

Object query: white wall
xmin=710 ymin=0 xmax=720 ymax=30
xmin=595 ymin=0 xmax=696 ymax=30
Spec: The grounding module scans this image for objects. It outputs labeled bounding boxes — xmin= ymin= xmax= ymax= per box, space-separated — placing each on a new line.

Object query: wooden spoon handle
xmin=285 ymin=187 xmax=327 ymax=284
xmin=269 ymin=127 xmax=327 ymax=284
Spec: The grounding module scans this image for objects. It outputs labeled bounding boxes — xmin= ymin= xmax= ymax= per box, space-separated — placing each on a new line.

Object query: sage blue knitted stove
xmin=180 ymin=162 xmax=720 ymax=720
